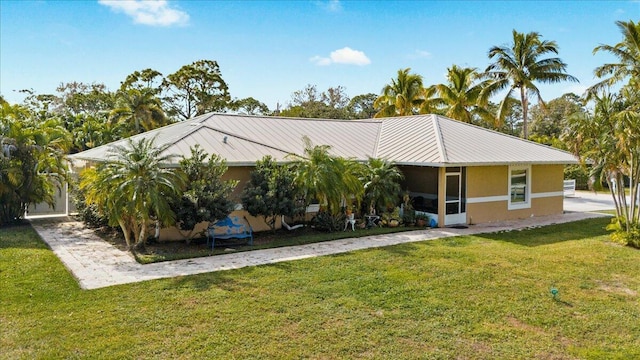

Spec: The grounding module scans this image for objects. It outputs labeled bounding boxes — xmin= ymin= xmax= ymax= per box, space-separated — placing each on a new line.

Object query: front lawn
xmin=2 ymin=217 xmax=639 ymax=359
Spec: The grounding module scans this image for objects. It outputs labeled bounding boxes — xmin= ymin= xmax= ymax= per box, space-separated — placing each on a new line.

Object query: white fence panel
xmin=563 ymin=179 xmax=576 ymax=197
xmin=26 ymin=183 xmax=75 ymax=217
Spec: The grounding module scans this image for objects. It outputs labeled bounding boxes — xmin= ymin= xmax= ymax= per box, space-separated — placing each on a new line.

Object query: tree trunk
xmin=117 ymin=218 xmax=132 ymax=248
xmin=129 ymin=220 xmax=141 ymax=251
xmin=618 ymin=174 xmax=629 ymax=231
xmin=520 ymin=87 xmax=529 ymax=139
xmin=629 ymin=152 xmax=639 ymax=225
xmin=607 ymin=175 xmax=622 ymax=219
xmin=138 ymin=220 xmax=147 ymax=248
xmin=633 ymin=157 xmax=640 ymax=224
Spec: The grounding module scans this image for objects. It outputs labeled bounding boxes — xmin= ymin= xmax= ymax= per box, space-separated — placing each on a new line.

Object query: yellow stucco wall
xmin=531 ymin=164 xmax=564 ymax=193
xmin=467 ymin=196 xmax=563 ymax=224
xmin=466 ymin=166 xmax=508 ymax=197
xmin=465 ymin=165 xmax=564 ymax=224
xmin=223 ymin=166 xmax=253 ymax=200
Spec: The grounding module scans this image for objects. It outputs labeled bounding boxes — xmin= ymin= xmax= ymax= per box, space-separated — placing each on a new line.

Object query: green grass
xmin=2 ymin=217 xmax=640 ymax=359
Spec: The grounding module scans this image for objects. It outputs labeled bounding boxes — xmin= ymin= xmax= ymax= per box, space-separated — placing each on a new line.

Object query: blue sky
xmin=1 ymin=0 xmax=638 ymax=110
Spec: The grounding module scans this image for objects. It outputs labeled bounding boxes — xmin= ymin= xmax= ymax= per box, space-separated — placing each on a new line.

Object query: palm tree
xmin=0 ymin=103 xmax=71 ymax=225
xmin=73 ymin=114 xmax=123 ymax=151
xmin=589 ymin=20 xmax=640 ymax=92
xmin=289 ymin=137 xmax=363 ymax=215
xmin=562 ymin=89 xmax=639 ymax=231
xmin=109 ymin=88 xmax=169 ymax=136
xmin=484 ymin=30 xmax=578 ymax=138
xmin=374 ymin=68 xmax=427 ymax=117
xmin=432 ymin=65 xmax=493 ymax=124
xmin=360 ymin=158 xmax=404 ymax=214
xmin=80 ymin=137 xmax=185 ymax=250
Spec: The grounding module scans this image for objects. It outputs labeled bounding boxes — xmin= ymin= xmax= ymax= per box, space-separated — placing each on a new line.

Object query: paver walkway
xmin=30 ymin=211 xmax=606 ymax=290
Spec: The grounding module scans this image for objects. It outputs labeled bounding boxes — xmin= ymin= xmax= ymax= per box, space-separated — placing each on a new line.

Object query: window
xmin=508 ymin=165 xmax=531 ymax=210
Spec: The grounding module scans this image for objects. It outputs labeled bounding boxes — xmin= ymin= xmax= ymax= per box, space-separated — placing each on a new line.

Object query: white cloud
xmin=316 ymin=0 xmax=342 ymax=12
xmin=310 ymin=47 xmax=371 ymax=66
xmin=99 ymin=0 xmax=189 ymax=27
xmin=309 ymin=55 xmax=332 ymax=66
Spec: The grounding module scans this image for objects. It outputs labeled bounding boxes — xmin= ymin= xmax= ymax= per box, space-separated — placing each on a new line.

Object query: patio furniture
xmin=343 ymin=213 xmax=356 ymax=231
xmin=207 ymin=216 xmax=253 ymax=249
xmin=365 ymin=215 xmax=380 ymax=229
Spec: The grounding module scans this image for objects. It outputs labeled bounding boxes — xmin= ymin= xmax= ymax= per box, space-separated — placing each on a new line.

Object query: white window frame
xmin=508 ymin=165 xmax=531 ymax=210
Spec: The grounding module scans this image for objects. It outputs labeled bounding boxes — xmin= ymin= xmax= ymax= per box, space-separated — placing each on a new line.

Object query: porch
xmin=400 ymin=165 xmax=467 ymax=227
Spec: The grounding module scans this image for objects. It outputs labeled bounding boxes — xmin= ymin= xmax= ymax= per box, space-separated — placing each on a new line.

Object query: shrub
xmin=402 ymin=208 xmax=416 ymax=225
xmin=241 ymin=156 xmax=299 ymax=231
xmin=170 ymin=146 xmax=237 ymax=239
xmin=73 ymin=190 xmax=110 ymax=228
xmin=310 ymin=210 xmax=344 ymax=232
xmin=606 ymin=217 xmax=640 ymax=249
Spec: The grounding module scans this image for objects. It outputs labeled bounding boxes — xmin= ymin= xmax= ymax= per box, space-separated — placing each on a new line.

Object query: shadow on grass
xmin=476 ymin=217 xmax=611 ymax=247
xmin=0 ymin=223 xmax=50 ymax=250
xmin=380 ymin=242 xmax=421 ymax=256
xmin=166 ymin=266 xmax=257 ymax=292
xmin=554 ymin=299 xmax=574 ymax=307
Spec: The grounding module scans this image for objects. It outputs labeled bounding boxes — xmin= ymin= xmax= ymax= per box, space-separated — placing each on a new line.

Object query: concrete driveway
xmin=563 ymin=190 xmax=623 ymax=212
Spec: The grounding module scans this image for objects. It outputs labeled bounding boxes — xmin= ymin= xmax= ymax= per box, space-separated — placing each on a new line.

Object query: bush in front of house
xmin=241 ymin=155 xmax=300 ymax=231
xmin=170 ymin=145 xmax=238 ymax=240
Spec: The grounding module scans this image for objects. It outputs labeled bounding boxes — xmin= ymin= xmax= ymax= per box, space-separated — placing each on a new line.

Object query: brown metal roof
xmin=69 ymin=113 xmax=577 ymax=167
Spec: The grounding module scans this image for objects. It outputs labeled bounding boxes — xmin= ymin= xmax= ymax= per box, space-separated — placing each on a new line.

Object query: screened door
xmin=445 ymin=167 xmax=466 ymax=225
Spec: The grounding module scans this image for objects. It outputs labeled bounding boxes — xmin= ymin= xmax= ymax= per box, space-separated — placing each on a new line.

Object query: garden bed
xmin=93 ymin=223 xmax=425 ymax=264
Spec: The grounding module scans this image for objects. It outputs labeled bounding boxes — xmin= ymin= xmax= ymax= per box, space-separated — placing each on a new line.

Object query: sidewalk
xmin=30 ymin=211 xmax=606 ymax=290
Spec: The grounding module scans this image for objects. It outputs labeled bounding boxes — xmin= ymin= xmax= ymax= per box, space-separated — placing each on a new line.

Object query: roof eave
xmin=395 ymin=160 xmax=579 ymax=167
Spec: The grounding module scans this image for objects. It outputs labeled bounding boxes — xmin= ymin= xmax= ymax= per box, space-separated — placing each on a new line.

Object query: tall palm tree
xmin=589 ymin=20 xmax=640 ymax=92
xmin=484 ymin=30 xmax=578 ymax=138
xmin=433 ymin=65 xmax=493 ymax=124
xmin=360 ymin=158 xmax=404 ymax=213
xmin=80 ymin=137 xmax=185 ymax=250
xmin=289 ymin=137 xmax=363 ymax=215
xmin=109 ymin=88 xmax=169 ymax=136
xmin=374 ymin=68 xmax=427 ymax=117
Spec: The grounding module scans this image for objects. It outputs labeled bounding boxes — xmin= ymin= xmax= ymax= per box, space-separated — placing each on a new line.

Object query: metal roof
xmin=69 ymin=113 xmax=578 ymax=167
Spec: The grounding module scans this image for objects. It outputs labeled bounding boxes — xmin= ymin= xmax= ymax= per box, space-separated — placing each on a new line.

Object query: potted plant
xmin=415 ymin=213 xmax=429 ymax=227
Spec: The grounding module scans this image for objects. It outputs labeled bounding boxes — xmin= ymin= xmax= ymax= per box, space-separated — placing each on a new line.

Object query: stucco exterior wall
xmin=223 ymin=166 xmax=253 ymax=200
xmin=531 ymin=164 xmax=564 ymax=193
xmin=465 ymin=164 xmax=564 ymax=224
xmin=466 ymin=166 xmax=508 ymax=198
